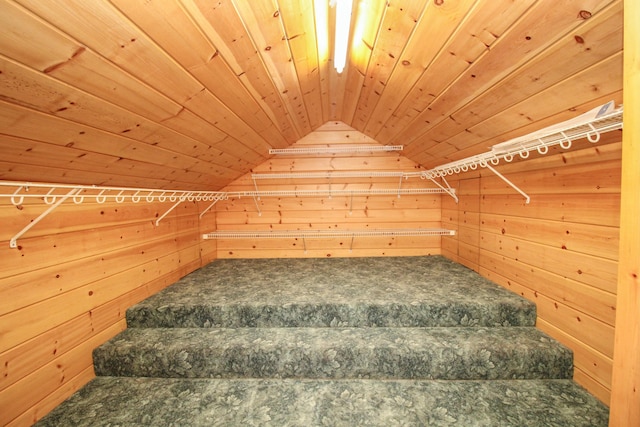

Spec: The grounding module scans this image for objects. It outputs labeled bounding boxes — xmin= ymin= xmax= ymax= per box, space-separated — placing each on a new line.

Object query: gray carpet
xmin=37 ymin=256 xmax=608 ymax=426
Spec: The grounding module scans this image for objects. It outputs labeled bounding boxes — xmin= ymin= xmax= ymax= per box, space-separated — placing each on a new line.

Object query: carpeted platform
xmin=36 ymin=256 xmax=609 ymax=426
xmin=126 ymin=256 xmax=536 ymax=328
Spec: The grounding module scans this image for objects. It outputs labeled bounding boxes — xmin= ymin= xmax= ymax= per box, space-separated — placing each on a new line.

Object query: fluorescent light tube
xmin=333 ymin=0 xmax=353 ymax=73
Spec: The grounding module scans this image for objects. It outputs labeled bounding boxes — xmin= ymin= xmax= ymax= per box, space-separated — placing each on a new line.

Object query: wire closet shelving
xmin=0 ymin=101 xmax=623 ymax=248
xmin=202 ymin=229 xmax=455 ymax=253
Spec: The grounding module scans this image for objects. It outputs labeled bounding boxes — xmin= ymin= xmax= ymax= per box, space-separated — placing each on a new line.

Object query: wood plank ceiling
xmin=0 ymin=0 xmax=623 ymax=191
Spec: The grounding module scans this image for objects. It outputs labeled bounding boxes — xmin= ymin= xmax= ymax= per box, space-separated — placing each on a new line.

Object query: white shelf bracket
xmin=10 ymin=187 xmax=81 ymax=248
xmin=252 ymin=177 xmax=261 ymax=200
xmin=397 ymin=176 xmax=403 ymax=198
xmin=485 ymin=164 xmax=531 ymax=204
xmin=251 ymin=193 xmax=262 ymax=216
xmin=426 ymin=176 xmax=458 ymax=203
xmin=199 ymin=195 xmax=225 ymax=219
xmin=349 ymin=192 xmax=354 ymax=215
xmin=156 ymin=193 xmax=192 ymax=226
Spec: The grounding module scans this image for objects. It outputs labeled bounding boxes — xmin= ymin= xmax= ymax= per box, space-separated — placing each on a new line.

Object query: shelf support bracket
xmin=397 ymin=176 xmax=404 ymax=198
xmin=10 ymin=187 xmax=81 ymax=249
xmin=199 ymin=195 xmax=224 ymax=219
xmin=427 ymin=177 xmax=458 ymax=203
xmin=251 ymin=193 xmax=262 ymax=216
xmin=349 ymin=192 xmax=354 ymax=215
xmin=485 ymin=164 xmax=531 ymax=204
xmin=156 ymin=193 xmax=192 ymax=226
xmin=252 ymin=177 xmax=261 ymax=200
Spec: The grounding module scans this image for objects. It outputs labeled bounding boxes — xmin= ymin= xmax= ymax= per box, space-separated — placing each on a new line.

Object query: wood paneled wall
xmin=0 ymin=122 xmax=624 ymax=424
xmin=0 ymin=195 xmax=217 ymax=426
xmin=442 ymin=132 xmax=622 ymax=404
xmin=215 ymin=122 xmax=443 ymax=258
xmin=609 ymin=0 xmax=640 ymax=422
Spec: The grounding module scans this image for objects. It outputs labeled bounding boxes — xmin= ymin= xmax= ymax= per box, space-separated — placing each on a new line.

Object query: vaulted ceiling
xmin=0 ymin=0 xmax=623 ymax=191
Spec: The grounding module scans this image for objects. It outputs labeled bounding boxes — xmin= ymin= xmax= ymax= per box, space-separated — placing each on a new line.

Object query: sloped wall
xmin=442 ymin=132 xmax=622 ymax=404
xmin=0 ymin=197 xmax=216 ymax=426
xmin=214 ymin=122 xmax=444 ymax=258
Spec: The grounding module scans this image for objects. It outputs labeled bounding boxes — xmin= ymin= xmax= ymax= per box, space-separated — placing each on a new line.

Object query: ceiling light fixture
xmin=332 ymin=0 xmax=353 ymax=73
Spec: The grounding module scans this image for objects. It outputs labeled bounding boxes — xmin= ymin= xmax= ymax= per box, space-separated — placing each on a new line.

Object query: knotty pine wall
xmin=0 ymin=197 xmax=217 ymax=426
xmin=0 ymin=123 xmax=623 ymax=425
xmin=442 ymin=132 xmax=622 ymax=405
xmin=215 ymin=122 xmax=443 ymax=258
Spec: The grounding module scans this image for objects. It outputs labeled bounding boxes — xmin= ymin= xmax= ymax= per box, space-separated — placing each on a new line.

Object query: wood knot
xmin=434 ymin=0 xmax=444 ymax=5
xmin=578 ymin=10 xmax=592 ymax=19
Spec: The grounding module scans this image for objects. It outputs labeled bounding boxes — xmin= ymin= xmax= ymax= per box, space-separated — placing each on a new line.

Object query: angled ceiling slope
xmin=0 ymin=0 xmax=623 ymax=191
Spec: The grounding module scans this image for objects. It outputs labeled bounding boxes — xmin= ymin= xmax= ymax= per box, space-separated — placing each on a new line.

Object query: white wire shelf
xmin=204 ymin=229 xmax=455 ymax=253
xmin=0 ymin=181 xmax=448 ymax=248
xmin=0 ymin=182 xmax=444 ymax=203
xmin=269 ymin=145 xmax=403 ymax=155
xmin=1 ymin=101 xmax=623 ymax=248
xmin=236 ymin=188 xmax=446 ymax=197
xmin=251 ymin=171 xmax=413 ymax=179
xmin=0 ymin=181 xmax=226 ymax=204
xmin=422 ymin=101 xmax=623 ymax=180
xmin=419 ymin=101 xmax=623 ymax=203
xmin=203 ymin=229 xmax=455 ymax=239
xmin=204 ymin=228 xmax=455 ymax=252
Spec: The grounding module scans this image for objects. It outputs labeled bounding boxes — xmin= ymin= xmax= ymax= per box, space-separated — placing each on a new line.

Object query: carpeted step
xmin=93 ymin=326 xmax=572 ymax=380
xmin=126 ymin=300 xmax=536 ymax=328
xmin=126 ymin=257 xmax=536 ymax=328
xmin=35 ymin=377 xmax=608 ymax=427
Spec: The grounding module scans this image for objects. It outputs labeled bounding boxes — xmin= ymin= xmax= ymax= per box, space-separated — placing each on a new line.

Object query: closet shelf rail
xmin=203 ymin=228 xmax=455 ymax=253
xmin=0 ymin=181 xmax=450 ymax=248
xmin=203 ymin=229 xmax=455 ymax=239
xmin=251 ymin=171 xmax=413 ymax=179
xmin=419 ymin=101 xmax=623 ymax=203
xmin=269 ymin=145 xmax=403 ymax=155
xmin=249 ymin=171 xmax=434 ymax=204
xmin=1 ymin=101 xmax=622 ymax=248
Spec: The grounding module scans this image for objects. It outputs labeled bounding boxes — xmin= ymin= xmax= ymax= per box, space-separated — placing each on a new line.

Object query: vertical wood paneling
xmin=0 ymin=197 xmax=216 ymax=425
xmin=442 ymin=137 xmax=621 ymax=404
xmin=609 ymin=0 xmax=640 ymax=423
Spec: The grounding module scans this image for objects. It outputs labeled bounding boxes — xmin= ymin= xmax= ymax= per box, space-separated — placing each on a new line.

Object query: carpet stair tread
xmin=37 ymin=256 xmax=607 ymax=426
xmin=93 ymin=326 xmax=572 ymax=380
xmin=36 ymin=377 xmax=608 ymax=427
xmin=126 ymin=257 xmax=535 ymax=328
